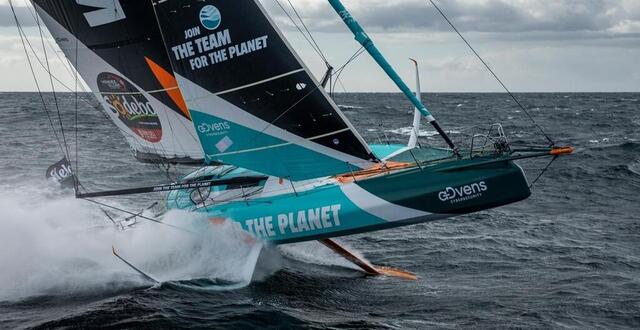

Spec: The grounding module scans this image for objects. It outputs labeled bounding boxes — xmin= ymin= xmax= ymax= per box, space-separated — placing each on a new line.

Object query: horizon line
xmin=0 ymin=90 xmax=638 ymax=94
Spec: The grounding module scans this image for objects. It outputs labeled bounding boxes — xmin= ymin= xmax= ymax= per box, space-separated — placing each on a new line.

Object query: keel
xmin=112 ymin=246 xmax=160 ymax=284
xmin=318 ymin=238 xmax=417 ymax=280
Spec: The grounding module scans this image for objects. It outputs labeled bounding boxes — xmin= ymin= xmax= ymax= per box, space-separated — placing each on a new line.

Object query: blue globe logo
xmin=199 ymin=5 xmax=221 ymax=30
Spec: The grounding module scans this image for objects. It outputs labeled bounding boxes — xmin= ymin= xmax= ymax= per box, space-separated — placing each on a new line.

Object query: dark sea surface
xmin=0 ymin=92 xmax=638 ymax=329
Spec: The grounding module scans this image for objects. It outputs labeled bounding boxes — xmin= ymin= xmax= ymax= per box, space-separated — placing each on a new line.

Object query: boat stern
xmin=356 ymin=158 xmax=531 ymax=215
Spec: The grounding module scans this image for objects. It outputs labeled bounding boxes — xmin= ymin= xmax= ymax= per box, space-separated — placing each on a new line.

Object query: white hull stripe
xmin=340 ymin=183 xmax=431 ymax=222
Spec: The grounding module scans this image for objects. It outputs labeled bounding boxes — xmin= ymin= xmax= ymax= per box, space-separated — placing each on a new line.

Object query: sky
xmin=0 ymin=0 xmax=639 ymax=92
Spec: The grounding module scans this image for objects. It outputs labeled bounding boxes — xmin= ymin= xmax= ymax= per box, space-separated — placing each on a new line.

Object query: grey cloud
xmin=265 ymin=0 xmax=640 ymax=37
xmin=0 ymin=5 xmax=36 ymax=27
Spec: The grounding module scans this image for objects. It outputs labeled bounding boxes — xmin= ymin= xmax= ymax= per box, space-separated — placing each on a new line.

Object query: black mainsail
xmin=152 ymin=0 xmax=378 ymax=181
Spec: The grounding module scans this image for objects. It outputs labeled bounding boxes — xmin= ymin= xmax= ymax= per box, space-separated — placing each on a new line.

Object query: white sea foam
xmin=629 ymin=160 xmax=640 ymax=176
xmin=279 ymin=241 xmax=365 ymax=271
xmin=338 ymin=104 xmax=364 ymax=110
xmin=0 ymin=181 xmax=267 ymax=301
xmin=387 ymin=127 xmax=462 ymax=137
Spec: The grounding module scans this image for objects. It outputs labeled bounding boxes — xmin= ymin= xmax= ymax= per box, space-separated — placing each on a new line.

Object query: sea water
xmin=0 ymin=92 xmax=639 ymax=328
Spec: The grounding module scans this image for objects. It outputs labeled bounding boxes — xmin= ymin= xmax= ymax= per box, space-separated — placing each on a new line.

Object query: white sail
xmin=32 ymin=0 xmax=204 ymax=163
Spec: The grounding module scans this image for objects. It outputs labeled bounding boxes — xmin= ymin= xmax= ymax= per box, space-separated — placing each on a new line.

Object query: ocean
xmin=0 ymin=92 xmax=638 ymax=329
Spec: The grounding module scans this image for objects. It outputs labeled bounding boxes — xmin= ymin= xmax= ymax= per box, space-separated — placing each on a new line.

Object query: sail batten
xmin=215 ymin=69 xmax=306 ymax=96
xmin=210 ymin=128 xmax=353 ymax=158
xmin=154 ymin=0 xmax=378 ymax=180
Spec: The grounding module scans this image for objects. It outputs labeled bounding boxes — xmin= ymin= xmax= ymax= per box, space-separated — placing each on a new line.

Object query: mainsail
xmin=31 ymin=0 xmax=203 ymax=163
xmin=152 ymin=0 xmax=378 ymax=181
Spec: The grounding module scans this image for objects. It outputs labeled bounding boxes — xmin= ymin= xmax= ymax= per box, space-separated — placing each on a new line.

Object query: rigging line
xmin=75 ymin=28 xmax=80 ymax=190
xmin=261 ymin=46 xmax=365 ymax=134
xmin=149 ymin=0 xmax=200 ymax=150
xmin=336 ymin=76 xmax=348 ymax=93
xmin=331 ymin=47 xmax=365 ymax=94
xmin=38 ymin=75 xmax=170 ymax=168
xmin=163 ymin=112 xmax=198 ymax=173
xmin=31 ymin=57 xmax=175 ymax=176
xmin=9 ymin=20 xmax=98 ymax=113
xmin=22 ymin=0 xmax=78 ymax=80
xmin=274 ymin=0 xmax=329 ymax=66
xmin=9 ymin=0 xmax=65 ymax=157
xmin=157 ymin=101 xmax=186 ymax=181
xmin=286 ymin=0 xmax=328 ymax=65
xmin=81 ymin=198 xmax=196 ymax=234
xmin=12 ymin=24 xmax=141 ymax=152
xmin=426 ymin=0 xmax=555 ymax=146
xmin=197 ymin=187 xmax=265 ymax=211
xmin=23 ymin=3 xmax=194 ymax=169
xmin=106 ymin=3 xmax=175 ymax=176
xmin=34 ymin=6 xmax=72 ymax=161
xmin=528 ymin=155 xmax=558 ymax=189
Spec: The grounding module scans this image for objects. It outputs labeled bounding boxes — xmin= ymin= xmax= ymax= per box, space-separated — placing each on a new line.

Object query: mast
xmin=327 ymin=0 xmax=458 ymax=153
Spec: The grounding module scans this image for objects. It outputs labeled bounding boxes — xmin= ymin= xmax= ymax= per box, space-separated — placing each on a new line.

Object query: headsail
xmin=31 ymin=0 xmax=203 ymax=163
xmin=152 ymin=0 xmax=378 ymax=181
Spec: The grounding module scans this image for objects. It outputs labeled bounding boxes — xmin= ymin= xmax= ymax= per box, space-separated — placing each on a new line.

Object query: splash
xmin=0 ymin=180 xmax=267 ymax=302
xmin=279 ymin=240 xmax=362 ymax=271
xmin=112 ymin=211 xmax=265 ymax=288
xmin=629 ymin=160 xmax=640 ymax=176
xmin=387 ymin=127 xmax=461 ymax=137
xmin=338 ymin=104 xmax=364 ymax=110
xmin=0 ymin=181 xmax=129 ymax=301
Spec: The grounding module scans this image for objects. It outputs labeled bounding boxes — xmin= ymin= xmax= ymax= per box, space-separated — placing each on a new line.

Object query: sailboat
xmin=26 ymin=0 xmax=573 ymax=279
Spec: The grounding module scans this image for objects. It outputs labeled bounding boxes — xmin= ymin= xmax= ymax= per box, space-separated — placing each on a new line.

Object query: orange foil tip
xmin=550 ymin=146 xmax=575 ymax=156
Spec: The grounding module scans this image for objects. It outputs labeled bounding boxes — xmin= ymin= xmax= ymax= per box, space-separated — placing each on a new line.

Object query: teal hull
xmin=167 ymin=151 xmax=531 ymax=244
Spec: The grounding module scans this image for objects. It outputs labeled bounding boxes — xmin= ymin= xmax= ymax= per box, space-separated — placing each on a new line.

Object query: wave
xmin=387 ymin=126 xmax=462 ymax=137
xmin=628 ymin=160 xmax=640 ymax=177
xmin=587 ymin=141 xmax=640 ymax=152
xmin=338 ymin=104 xmax=364 ymax=110
xmin=279 ymin=241 xmax=360 ymax=271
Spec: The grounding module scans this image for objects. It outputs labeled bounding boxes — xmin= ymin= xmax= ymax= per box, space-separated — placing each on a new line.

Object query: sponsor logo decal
xmin=97 ymin=72 xmax=163 ymax=143
xmin=46 ymin=157 xmax=74 ymax=184
xmin=215 ymin=136 xmax=234 ymax=153
xmin=199 ymin=5 xmax=222 ymax=30
xmin=438 ymin=181 xmax=488 ymax=204
xmin=244 ymin=204 xmax=342 ymax=238
xmin=76 ymin=0 xmax=126 ymax=27
xmin=169 ymin=6 xmax=270 ymax=71
xmin=197 ymin=121 xmax=231 ymax=135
